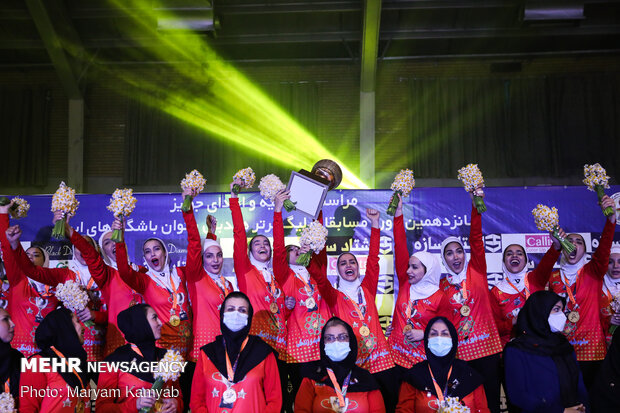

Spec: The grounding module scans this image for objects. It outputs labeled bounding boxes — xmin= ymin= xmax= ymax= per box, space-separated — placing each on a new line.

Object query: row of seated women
xmin=0 ymin=180 xmax=618 ymax=412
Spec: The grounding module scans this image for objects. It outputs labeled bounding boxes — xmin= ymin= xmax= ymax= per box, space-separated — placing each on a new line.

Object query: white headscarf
xmin=336 ymin=253 xmax=365 ymax=305
xmin=27 ymin=246 xmax=49 ymax=295
xmin=408 ymin=251 xmax=441 ymax=301
xmin=69 ymin=239 xmax=98 ymax=290
xmin=559 ymin=234 xmax=588 ymax=286
xmin=248 ymin=236 xmax=273 ymax=283
xmin=604 ymin=245 xmax=620 ymax=297
xmin=495 ymin=244 xmax=529 ymax=294
xmin=98 ymin=231 xmax=117 ymax=270
xmin=143 ymin=238 xmax=182 ymax=292
xmin=440 ymin=236 xmax=468 ymax=285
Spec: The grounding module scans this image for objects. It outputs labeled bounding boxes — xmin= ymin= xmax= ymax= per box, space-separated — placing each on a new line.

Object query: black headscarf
xmin=300 ymin=317 xmax=379 ymax=392
xmin=591 ymin=325 xmax=620 ymax=412
xmin=506 ymin=290 xmax=581 ymax=408
xmin=403 ymin=316 xmax=483 ymax=399
xmin=0 ymin=311 xmax=23 ymax=400
xmin=202 ymin=291 xmax=274 ymax=383
xmin=34 ymin=308 xmax=88 ymax=388
xmin=105 ymin=304 xmax=166 ymax=383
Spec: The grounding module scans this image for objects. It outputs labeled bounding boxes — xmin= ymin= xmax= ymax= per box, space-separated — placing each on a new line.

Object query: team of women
xmin=0 ymin=177 xmax=618 ymax=412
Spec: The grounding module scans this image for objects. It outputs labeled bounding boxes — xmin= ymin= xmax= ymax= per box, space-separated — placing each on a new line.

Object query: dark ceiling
xmin=1 ymin=0 xmax=620 ymax=67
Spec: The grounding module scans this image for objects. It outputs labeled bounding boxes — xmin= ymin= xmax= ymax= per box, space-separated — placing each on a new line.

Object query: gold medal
xmin=222 ymin=387 xmax=237 ymax=404
xmin=403 ymin=324 xmax=413 ymax=333
xmin=169 ymin=314 xmax=181 ymax=326
xmin=359 ymin=325 xmax=370 ymax=337
xmin=568 ymin=310 xmax=580 ymax=323
xmin=270 ymin=302 xmax=279 ymax=314
xmin=305 ymin=297 xmax=316 ymax=309
xmin=460 ymin=305 xmax=471 ymax=317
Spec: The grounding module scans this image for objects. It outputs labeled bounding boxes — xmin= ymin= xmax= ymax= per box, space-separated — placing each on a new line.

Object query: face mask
xmin=428 ymin=337 xmax=453 ymax=357
xmin=324 ymin=342 xmax=351 ymax=362
xmin=548 ymin=312 xmax=567 ymax=333
xmin=223 ymin=311 xmax=248 ymax=332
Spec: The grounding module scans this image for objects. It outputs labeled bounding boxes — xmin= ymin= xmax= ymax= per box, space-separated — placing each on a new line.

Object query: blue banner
xmin=3 ymin=186 xmax=620 ymax=321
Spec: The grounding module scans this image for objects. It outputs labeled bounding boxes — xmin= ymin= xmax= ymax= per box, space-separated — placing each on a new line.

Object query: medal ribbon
xmin=169 ymin=275 xmax=180 ymax=314
xmin=560 ymin=271 xmax=579 ymax=308
xmin=349 ymin=291 xmax=367 ymax=324
xmin=224 ymin=337 xmax=249 ymax=382
xmin=49 ymin=346 xmax=84 ymax=390
xmin=31 ymin=283 xmax=52 ymax=299
xmin=131 ymin=344 xmax=144 ymax=358
xmin=428 ymin=365 xmax=453 ymax=403
xmin=326 ymin=368 xmax=352 ymax=408
xmin=295 ymin=273 xmax=314 ymax=298
xmin=4 ymin=378 xmax=9 ymax=393
xmin=219 ymin=276 xmax=230 ymax=296
xmin=505 ymin=277 xmax=530 ymax=300
xmin=405 ymin=298 xmax=418 ymax=320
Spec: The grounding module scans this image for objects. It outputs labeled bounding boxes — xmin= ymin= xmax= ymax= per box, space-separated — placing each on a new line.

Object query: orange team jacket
xmin=490 ymin=245 xmax=561 ymax=346
xmin=19 ymin=355 xmax=90 ymax=413
xmin=273 ymin=211 xmax=332 ymax=364
xmin=308 ymin=226 xmax=395 ymax=374
xmin=389 ymin=214 xmax=455 ymax=368
xmin=70 ymin=230 xmax=143 ymax=358
xmin=190 ymin=350 xmax=282 ymax=413
xmin=116 ymin=242 xmax=193 ymax=359
xmin=396 ymin=381 xmax=490 ymax=413
xmin=183 ymin=208 xmax=234 ymax=362
xmin=1 ymin=213 xmax=59 ymax=357
xmin=96 ymin=369 xmax=183 ymax=412
xmin=230 ymin=197 xmax=288 ymax=361
xmin=295 ymin=378 xmax=386 ymax=413
xmin=439 ymin=206 xmax=503 ymax=361
xmin=548 ymin=218 xmax=616 ymax=361
xmin=12 ymin=241 xmax=106 ymax=362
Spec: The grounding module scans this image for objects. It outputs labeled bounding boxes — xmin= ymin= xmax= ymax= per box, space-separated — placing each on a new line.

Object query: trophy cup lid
xmin=311 ymin=159 xmax=342 ymax=190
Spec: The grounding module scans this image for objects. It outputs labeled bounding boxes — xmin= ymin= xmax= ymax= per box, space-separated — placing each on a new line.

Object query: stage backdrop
xmin=3 ymin=186 xmax=620 ymax=326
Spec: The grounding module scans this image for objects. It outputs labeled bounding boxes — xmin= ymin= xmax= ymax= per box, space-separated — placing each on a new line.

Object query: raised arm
xmin=182 ymin=207 xmax=205 ymax=283
xmin=6 ymin=225 xmax=73 ymax=286
xmin=392 ymin=195 xmax=410 ymax=287
xmin=0 ymin=210 xmax=25 ymax=285
xmin=528 ymin=239 xmax=561 ymax=291
xmin=115 ymin=242 xmax=148 ymax=295
xmin=272 ymin=190 xmax=292 ymax=287
xmin=361 ymin=209 xmax=381 ymax=296
xmin=468 ymin=204 xmax=487 ymax=278
xmin=587 ymin=195 xmax=617 ymax=278
xmin=308 ymin=250 xmax=338 ymax=309
xmin=229 ymin=184 xmax=252 ymax=292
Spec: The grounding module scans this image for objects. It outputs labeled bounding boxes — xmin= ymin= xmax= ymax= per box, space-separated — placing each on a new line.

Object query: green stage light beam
xmin=93 ymin=0 xmax=369 ymax=189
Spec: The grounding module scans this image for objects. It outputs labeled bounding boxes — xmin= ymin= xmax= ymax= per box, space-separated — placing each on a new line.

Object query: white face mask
xmin=428 ymin=337 xmax=453 ymax=357
xmin=324 ymin=342 xmax=351 ymax=362
xmin=548 ymin=312 xmax=567 ymax=333
xmin=223 ymin=311 xmax=248 ymax=332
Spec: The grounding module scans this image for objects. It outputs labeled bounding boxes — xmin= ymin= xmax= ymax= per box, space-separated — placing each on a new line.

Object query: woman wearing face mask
xmin=229 ymin=179 xmax=288 ymax=390
xmin=308 ymin=208 xmax=396 ymax=409
xmin=182 ymin=187 xmax=235 ymax=363
xmin=5 ymin=221 xmax=107 ymax=362
xmin=0 ymin=308 xmax=23 ymax=407
xmin=504 ymin=291 xmax=588 ymax=413
xmin=0 ymin=202 xmax=60 ymax=357
xmin=490 ymin=233 xmax=562 ymax=346
xmin=295 ymin=317 xmax=385 ymax=412
xmin=20 ymin=308 xmax=90 ymax=412
xmin=439 ymin=189 xmax=502 ymax=413
xmin=272 ymin=190 xmax=332 ymax=408
xmin=190 ymin=291 xmax=282 ymax=412
xmin=113 ymin=219 xmax=193 ymax=359
xmin=547 ymin=195 xmax=616 ymax=388
xmin=389 ymin=194 xmax=455 ymax=373
xmin=59 ymin=213 xmax=144 ymax=358
xmin=396 ymin=316 xmax=489 ymax=413
xmin=599 ymin=245 xmax=620 ymax=346
xmin=97 ymin=304 xmax=183 ymax=412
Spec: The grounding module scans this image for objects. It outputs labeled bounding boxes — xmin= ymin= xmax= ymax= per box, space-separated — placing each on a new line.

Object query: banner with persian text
xmin=3 ymin=186 xmax=620 ymax=323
